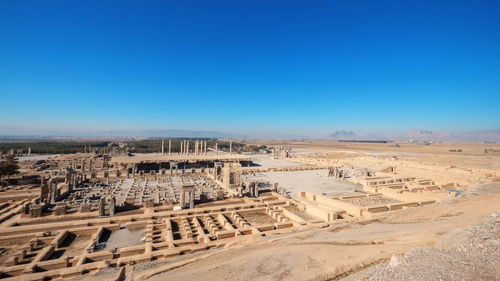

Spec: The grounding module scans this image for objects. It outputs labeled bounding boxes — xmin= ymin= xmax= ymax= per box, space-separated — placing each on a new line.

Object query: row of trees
xmin=131 ymin=139 xmax=266 ymax=153
xmin=132 ymin=139 xmax=225 ymax=153
xmin=0 ymin=155 xmax=19 ymax=182
xmin=0 ymin=139 xmax=268 ymax=155
xmin=0 ymin=141 xmax=110 ymax=154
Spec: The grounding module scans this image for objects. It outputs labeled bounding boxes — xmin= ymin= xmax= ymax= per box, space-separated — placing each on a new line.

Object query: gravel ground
xmin=369 ymin=212 xmax=500 ymax=281
xmin=104 ymin=228 xmax=144 ymax=250
xmin=245 ymin=169 xmax=362 ymax=196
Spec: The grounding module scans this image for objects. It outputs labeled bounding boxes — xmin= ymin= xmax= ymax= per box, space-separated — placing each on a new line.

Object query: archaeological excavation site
xmin=2 ymin=0 xmax=499 ymax=280
xmin=0 ymin=139 xmax=498 ymax=281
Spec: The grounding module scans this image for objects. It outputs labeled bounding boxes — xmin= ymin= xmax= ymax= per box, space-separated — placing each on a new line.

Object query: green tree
xmin=0 ymin=155 xmax=20 ymax=181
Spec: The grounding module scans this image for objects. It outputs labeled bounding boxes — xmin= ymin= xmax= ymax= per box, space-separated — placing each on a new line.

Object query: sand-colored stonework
xmin=0 ymin=140 xmax=498 ymax=280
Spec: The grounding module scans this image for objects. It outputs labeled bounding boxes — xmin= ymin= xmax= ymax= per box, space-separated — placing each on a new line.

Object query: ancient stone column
xmin=109 ymin=196 xmax=116 ymax=216
xmin=189 ymin=190 xmax=194 ymax=209
xmin=49 ymin=185 xmax=55 ymax=204
xmin=204 ymin=141 xmax=207 ymax=155
xmin=180 ymin=191 xmax=185 ymax=207
xmin=195 ymin=140 xmax=199 ymax=155
xmin=168 ymin=139 xmax=171 ymax=155
xmin=254 ymin=183 xmax=259 ymax=197
xmin=187 ymin=141 xmax=190 ymax=155
xmin=229 ymin=141 xmax=232 ymax=154
xmin=215 ymin=143 xmax=218 ymax=155
xmin=40 ymin=178 xmax=49 ymax=203
xmin=28 ymin=147 xmax=31 ymax=157
xmin=161 ymin=140 xmax=165 ymax=155
xmin=98 ymin=198 xmax=105 ymax=216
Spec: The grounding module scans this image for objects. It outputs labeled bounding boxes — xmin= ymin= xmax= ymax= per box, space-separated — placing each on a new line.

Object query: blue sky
xmin=0 ymin=0 xmax=499 ymax=137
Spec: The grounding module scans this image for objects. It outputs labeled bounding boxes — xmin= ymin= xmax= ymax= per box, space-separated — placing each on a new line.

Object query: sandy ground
xmin=76 ymin=141 xmax=500 ymax=281
xmin=104 ymin=229 xmax=145 ymax=250
xmin=245 ymin=140 xmax=500 ymax=170
xmin=245 ymin=169 xmax=362 ymax=196
xmin=245 ymin=155 xmax=304 ymax=169
xmin=91 ymin=182 xmax=497 ymax=281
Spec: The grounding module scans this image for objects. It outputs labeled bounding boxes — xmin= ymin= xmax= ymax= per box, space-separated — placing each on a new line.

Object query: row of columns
xmin=161 ymin=139 xmax=172 ymax=155
xmin=179 ymin=140 xmax=209 ymax=155
xmin=160 ymin=139 xmax=234 ymax=156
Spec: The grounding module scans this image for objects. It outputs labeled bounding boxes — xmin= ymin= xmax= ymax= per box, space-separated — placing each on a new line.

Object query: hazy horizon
xmin=1 ymin=126 xmax=499 ymax=142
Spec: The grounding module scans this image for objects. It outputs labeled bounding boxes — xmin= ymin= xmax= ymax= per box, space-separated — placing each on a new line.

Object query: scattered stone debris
xmin=369 ymin=213 xmax=500 ymax=281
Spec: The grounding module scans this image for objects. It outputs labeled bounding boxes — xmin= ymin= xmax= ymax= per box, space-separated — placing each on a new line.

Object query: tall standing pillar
xmin=51 ymin=184 xmax=59 ymax=203
xmin=229 ymin=141 xmax=232 ymax=154
xmin=40 ymin=178 xmax=48 ymax=203
xmin=204 ymin=141 xmax=207 ymax=155
xmin=195 ymin=140 xmax=199 ymax=155
xmin=189 ymin=190 xmax=194 ymax=209
xmin=180 ymin=191 xmax=185 ymax=207
xmin=109 ymin=196 xmax=116 ymax=216
xmin=215 ymin=143 xmax=218 ymax=155
xmin=161 ymin=140 xmax=165 ymax=155
xmin=98 ymin=198 xmax=105 ymax=217
xmin=168 ymin=139 xmax=171 ymax=155
xmin=187 ymin=141 xmax=190 ymax=155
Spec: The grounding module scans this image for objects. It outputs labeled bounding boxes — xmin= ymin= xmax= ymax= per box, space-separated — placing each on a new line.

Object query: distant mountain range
xmin=1 ymin=127 xmax=499 ymax=142
xmin=330 ymin=130 xmax=356 ymax=139
xmin=403 ymin=129 xmax=500 ymax=142
xmin=326 ymin=129 xmax=500 ymax=142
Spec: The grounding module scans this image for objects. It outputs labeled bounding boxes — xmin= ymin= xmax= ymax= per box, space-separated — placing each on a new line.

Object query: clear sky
xmin=1 ymin=0 xmax=499 ymax=137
